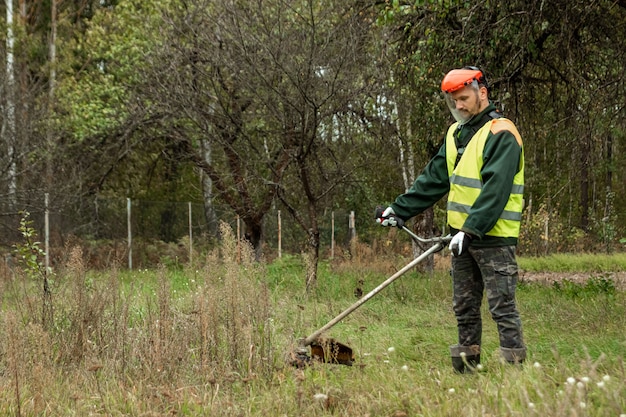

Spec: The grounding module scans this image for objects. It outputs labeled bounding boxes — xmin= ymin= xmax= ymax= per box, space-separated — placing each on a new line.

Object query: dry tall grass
xmin=0 ymin=221 xmax=274 ymax=415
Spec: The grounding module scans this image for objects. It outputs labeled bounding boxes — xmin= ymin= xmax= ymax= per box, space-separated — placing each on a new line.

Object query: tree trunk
xmin=200 ymin=138 xmax=218 ymax=238
xmin=579 ymin=133 xmax=591 ymax=231
xmin=3 ymin=0 xmax=17 ymax=208
xmin=605 ymin=133 xmax=613 ymax=191
xmin=413 ymin=207 xmax=436 ymax=272
xmin=242 ymin=218 xmax=263 ymax=262
xmin=47 ymin=0 xmax=57 ymax=186
xmin=304 ymin=228 xmax=320 ymax=293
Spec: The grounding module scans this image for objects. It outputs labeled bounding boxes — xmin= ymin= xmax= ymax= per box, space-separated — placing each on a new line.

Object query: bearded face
xmin=444 ymin=81 xmax=488 ymax=125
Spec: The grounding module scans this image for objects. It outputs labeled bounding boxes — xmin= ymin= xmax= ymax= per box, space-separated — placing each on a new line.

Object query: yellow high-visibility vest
xmin=445 ymin=118 xmax=524 ymax=238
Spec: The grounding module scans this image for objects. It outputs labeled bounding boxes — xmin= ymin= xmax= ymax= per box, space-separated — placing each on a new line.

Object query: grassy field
xmin=1 ymin=229 xmax=625 ymax=416
xmin=519 ymin=252 xmax=626 ymax=273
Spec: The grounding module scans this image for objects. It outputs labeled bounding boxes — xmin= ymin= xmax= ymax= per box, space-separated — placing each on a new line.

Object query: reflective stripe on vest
xmin=445 ymin=119 xmax=524 ymax=238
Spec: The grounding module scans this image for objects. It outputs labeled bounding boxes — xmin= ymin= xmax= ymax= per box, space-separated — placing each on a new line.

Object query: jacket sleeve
xmin=460 ymin=130 xmax=522 ymax=238
xmin=390 ymin=142 xmax=450 ymax=220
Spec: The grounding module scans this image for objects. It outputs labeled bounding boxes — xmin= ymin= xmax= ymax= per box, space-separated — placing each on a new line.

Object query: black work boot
xmin=450 ymin=344 xmax=481 ymax=373
xmin=500 ymin=347 xmax=526 ymax=365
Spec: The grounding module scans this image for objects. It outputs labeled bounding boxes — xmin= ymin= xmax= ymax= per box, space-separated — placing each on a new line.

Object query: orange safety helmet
xmin=441 ymin=67 xmax=487 ymax=93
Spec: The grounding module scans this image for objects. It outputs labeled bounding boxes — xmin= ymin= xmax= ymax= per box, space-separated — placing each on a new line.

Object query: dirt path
xmin=520 ymin=270 xmax=626 ymax=290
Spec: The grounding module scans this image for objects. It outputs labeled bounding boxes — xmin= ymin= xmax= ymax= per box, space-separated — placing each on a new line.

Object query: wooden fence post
xmin=188 ymin=202 xmax=193 ymax=265
xmin=331 ymin=211 xmax=335 ymax=259
xmin=278 ymin=210 xmax=282 ymax=258
xmin=127 ymin=198 xmax=132 ymax=270
xmin=349 ymin=211 xmax=356 ymax=242
xmin=45 ymin=193 xmax=50 ymax=273
xmin=237 ymin=215 xmax=241 ymax=263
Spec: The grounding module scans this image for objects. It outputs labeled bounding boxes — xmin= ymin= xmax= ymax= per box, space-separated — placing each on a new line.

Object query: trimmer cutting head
xmin=290 ymin=337 xmax=354 ymax=368
xmin=311 ymin=338 xmax=354 ymax=366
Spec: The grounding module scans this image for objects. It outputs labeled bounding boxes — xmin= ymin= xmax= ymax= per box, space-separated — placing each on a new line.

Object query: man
xmin=377 ymin=67 xmax=526 ymax=373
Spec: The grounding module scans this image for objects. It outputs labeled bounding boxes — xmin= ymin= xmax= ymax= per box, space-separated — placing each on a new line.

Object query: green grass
xmin=0 ymin=240 xmax=625 ymax=416
xmin=519 ymin=252 xmax=626 ymax=272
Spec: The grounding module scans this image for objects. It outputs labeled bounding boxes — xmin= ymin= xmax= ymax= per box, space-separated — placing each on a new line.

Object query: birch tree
xmin=2 ymin=0 xmax=17 ymax=208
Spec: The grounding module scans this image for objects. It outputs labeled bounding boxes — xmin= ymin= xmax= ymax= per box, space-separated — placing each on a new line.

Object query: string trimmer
xmin=290 ymin=208 xmax=451 ymax=367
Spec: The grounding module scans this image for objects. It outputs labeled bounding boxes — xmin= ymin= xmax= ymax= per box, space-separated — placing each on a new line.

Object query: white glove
xmin=449 ymin=231 xmax=472 ymax=256
xmin=377 ymin=206 xmax=397 ymax=227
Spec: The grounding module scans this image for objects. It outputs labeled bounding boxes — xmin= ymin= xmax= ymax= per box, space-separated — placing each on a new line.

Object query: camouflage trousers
xmin=451 ymin=245 xmax=525 ymax=349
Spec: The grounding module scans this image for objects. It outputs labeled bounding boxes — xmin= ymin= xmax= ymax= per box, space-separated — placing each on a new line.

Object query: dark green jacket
xmin=390 ymin=103 xmax=523 ymax=247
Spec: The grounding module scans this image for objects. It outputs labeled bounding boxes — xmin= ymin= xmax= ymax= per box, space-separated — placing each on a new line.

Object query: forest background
xmin=1 ymin=0 xmax=625 ymax=285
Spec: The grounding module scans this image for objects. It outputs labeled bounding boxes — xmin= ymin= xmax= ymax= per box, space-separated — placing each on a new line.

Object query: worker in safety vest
xmin=377 ymin=67 xmax=526 ymax=373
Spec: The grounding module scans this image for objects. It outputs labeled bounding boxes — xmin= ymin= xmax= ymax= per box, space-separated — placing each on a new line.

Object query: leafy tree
xmin=119 ymin=0 xmax=388 ymax=279
xmin=50 ymin=0 xmax=196 ymax=241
